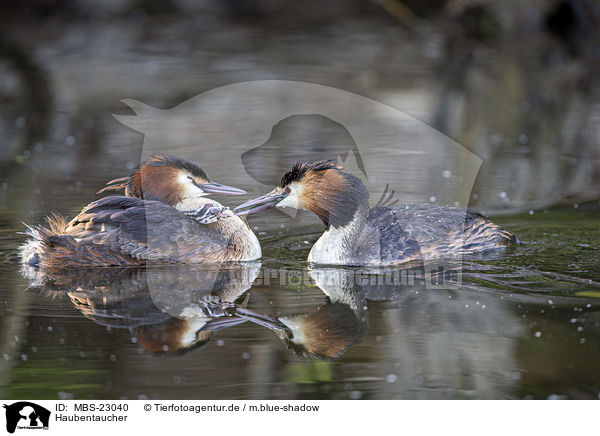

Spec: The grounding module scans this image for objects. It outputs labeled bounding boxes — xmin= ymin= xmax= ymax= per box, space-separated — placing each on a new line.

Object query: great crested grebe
xmin=20 ymin=154 xmax=261 ymax=268
xmin=234 ymin=160 xmax=517 ymax=266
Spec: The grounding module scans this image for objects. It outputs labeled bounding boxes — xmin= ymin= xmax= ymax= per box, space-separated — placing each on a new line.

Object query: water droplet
xmin=349 ymin=391 xmax=362 ymax=400
xmin=16 ymin=117 xmax=25 ymax=129
xmin=534 ymin=331 xmax=542 ymax=338
xmin=65 ymin=136 xmax=76 ymax=146
xmin=518 ymin=134 xmax=528 ymax=144
xmin=386 ymin=374 xmax=397 ymax=383
xmin=241 ymin=352 xmax=250 ymax=360
xmin=442 ymin=170 xmax=452 ymax=178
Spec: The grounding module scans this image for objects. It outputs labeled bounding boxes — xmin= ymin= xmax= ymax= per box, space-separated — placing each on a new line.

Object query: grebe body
xmin=234 ymin=160 xmax=516 ymax=266
xmin=20 ymin=154 xmax=261 ymax=268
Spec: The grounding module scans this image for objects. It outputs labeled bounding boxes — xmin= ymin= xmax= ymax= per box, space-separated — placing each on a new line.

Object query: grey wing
xmin=358 ymin=207 xmax=421 ymax=263
xmin=64 ymin=196 xmax=229 ymax=263
xmin=384 ymin=204 xmax=515 ymax=255
xmin=384 ymin=204 xmax=474 ymax=244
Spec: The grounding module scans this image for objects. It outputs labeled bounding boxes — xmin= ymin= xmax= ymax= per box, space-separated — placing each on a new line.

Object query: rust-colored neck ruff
xmin=302 ymin=168 xmax=369 ymax=230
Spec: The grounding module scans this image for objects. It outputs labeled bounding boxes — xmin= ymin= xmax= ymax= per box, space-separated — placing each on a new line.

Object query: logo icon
xmin=3 ymin=402 xmax=50 ymax=434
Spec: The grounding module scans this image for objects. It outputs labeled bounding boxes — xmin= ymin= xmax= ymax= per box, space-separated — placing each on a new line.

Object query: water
xmin=1 ymin=4 xmax=599 ymax=400
xmin=1 ymin=200 xmax=599 ymax=400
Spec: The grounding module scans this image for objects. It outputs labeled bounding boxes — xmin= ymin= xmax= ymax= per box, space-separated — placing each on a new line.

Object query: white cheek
xmin=178 ymin=173 xmax=207 ymax=199
xmin=279 ymin=317 xmax=304 ymax=344
xmin=277 ymin=194 xmax=298 ymax=209
xmin=180 ymin=317 xmax=209 ymax=347
xmin=276 ymin=183 xmax=302 ymax=209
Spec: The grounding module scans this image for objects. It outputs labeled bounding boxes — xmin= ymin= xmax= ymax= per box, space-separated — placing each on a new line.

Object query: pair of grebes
xmin=20 ymin=154 xmax=516 ymax=268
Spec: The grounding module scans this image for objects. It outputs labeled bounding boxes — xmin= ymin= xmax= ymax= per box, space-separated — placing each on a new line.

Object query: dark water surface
xmin=1 ymin=199 xmax=599 ymax=400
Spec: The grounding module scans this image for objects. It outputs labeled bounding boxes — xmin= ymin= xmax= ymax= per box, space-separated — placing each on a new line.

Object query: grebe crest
xmin=98 ymin=153 xmax=245 ymax=212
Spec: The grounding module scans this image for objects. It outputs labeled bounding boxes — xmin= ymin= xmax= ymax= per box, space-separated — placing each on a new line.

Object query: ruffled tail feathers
xmin=18 ymin=213 xmax=68 ymax=267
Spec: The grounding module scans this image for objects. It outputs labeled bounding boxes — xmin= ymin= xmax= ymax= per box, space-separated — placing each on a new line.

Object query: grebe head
xmin=135 ymin=315 xmax=247 ymax=356
xmin=98 ymin=154 xmax=245 ymax=211
xmin=233 ymin=303 xmax=365 ymax=360
xmin=234 ymin=160 xmax=369 ymax=229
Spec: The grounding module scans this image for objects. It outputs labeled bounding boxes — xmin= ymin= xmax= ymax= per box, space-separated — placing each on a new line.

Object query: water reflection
xmin=26 ymin=264 xmax=262 ymax=355
xmin=24 ymin=261 xmax=524 ymax=378
xmin=236 ymin=267 xmax=375 ymax=360
xmin=25 ymin=262 xmax=451 ymax=361
xmin=9 ymin=246 xmax=600 ymax=398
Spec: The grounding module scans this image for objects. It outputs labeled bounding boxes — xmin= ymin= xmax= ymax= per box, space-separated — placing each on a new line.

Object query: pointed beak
xmin=203 ymin=316 xmax=247 ymax=331
xmin=199 ymin=182 xmax=246 ymax=195
xmin=233 ymin=307 xmax=292 ymax=335
xmin=233 ymin=192 xmax=288 ymax=216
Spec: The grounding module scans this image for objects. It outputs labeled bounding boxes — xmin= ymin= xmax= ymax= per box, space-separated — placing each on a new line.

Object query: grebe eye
xmin=188 ymin=175 xmax=201 ymax=187
xmin=285 ymin=186 xmax=292 ymax=194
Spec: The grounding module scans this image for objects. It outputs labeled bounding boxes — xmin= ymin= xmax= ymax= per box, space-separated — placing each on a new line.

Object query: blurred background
xmin=1 ymin=0 xmax=599 ymax=400
xmin=0 ymin=0 xmax=599 ymax=218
